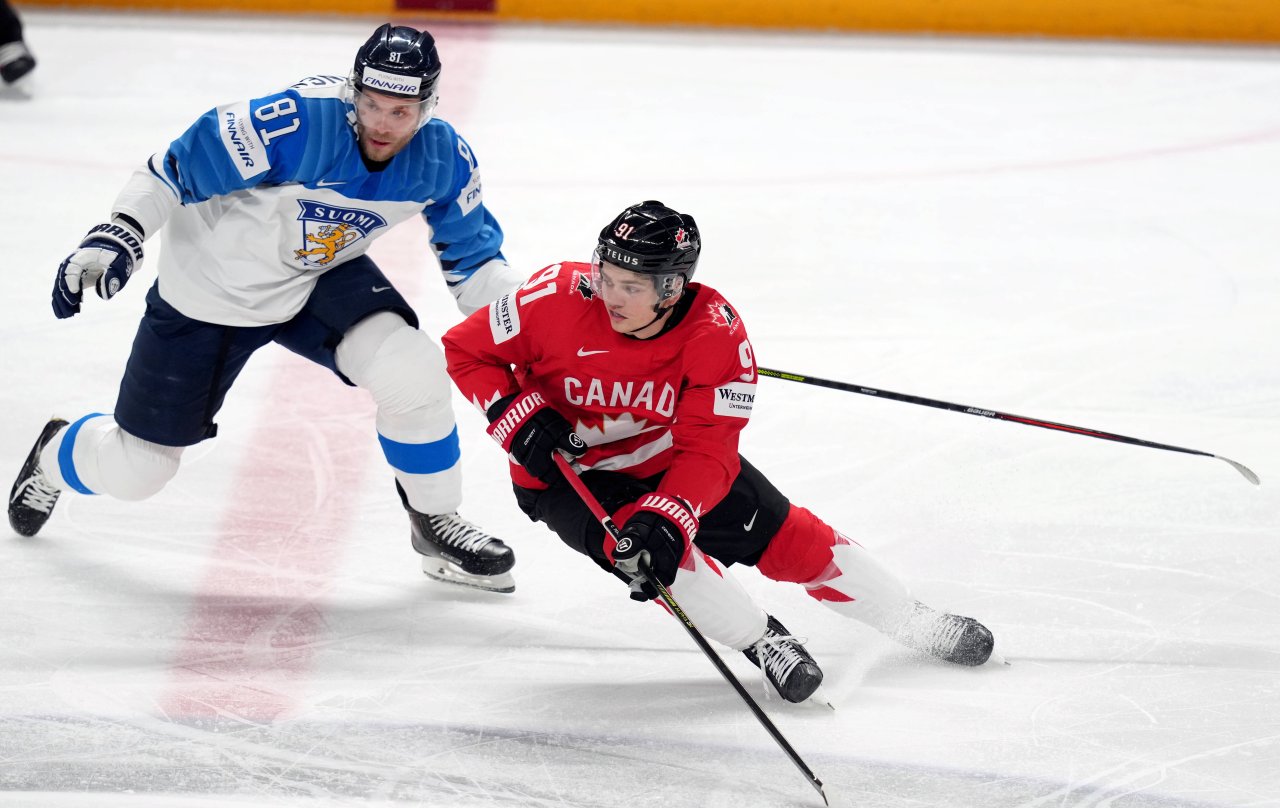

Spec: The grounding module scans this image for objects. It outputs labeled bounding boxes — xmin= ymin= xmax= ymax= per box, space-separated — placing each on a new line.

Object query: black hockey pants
xmin=513 ymin=454 xmax=792 ymax=574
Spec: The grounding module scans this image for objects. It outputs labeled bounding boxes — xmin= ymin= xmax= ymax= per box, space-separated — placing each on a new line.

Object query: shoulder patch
xmin=454 ymin=137 xmax=483 ymax=216
xmin=489 ymin=292 xmax=521 ymax=344
xmin=713 ymin=381 xmax=755 ymax=418
xmin=216 ymin=101 xmax=271 ymax=180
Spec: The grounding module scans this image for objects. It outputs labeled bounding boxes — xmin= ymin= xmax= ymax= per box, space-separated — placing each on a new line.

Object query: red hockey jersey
xmin=442 ymin=261 xmax=758 ymax=516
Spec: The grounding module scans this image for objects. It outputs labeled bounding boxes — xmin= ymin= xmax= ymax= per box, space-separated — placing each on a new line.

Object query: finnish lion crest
xmin=293 ymin=200 xmax=388 ymax=268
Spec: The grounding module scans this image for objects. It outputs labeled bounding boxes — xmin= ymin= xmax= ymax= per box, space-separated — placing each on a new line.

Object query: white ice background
xmin=2 ymin=11 xmax=1279 ymax=808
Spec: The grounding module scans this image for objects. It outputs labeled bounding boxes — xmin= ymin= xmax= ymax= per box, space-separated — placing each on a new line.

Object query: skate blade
xmin=421 ymin=557 xmax=515 ymax=594
xmin=805 ymin=685 xmax=836 ymax=710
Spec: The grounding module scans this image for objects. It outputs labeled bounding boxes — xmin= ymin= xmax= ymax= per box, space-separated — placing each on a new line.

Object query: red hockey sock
xmin=756 ymin=504 xmax=852 ymax=595
xmin=760 ymin=505 xmax=917 ymax=627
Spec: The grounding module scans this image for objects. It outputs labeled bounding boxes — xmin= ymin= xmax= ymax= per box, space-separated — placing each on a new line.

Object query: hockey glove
xmin=610 ymin=493 xmax=697 ymax=602
xmin=486 ymin=390 xmax=587 ymax=483
xmin=53 ymin=218 xmax=145 ymax=319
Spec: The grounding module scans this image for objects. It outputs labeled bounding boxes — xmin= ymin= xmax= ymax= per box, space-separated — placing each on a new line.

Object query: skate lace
xmin=0 ymin=42 xmax=30 ymax=64
xmin=426 ymin=514 xmax=494 ymax=554
xmin=14 ymin=471 xmax=59 ymax=514
xmin=900 ymin=604 xmax=964 ymax=656
xmin=752 ymin=630 xmax=809 ymax=700
xmin=927 ymin=615 xmax=966 ymax=655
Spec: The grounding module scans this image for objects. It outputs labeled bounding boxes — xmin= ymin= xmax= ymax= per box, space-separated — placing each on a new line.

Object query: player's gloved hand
xmin=486 ymin=390 xmax=587 ymax=482
xmin=53 ymin=218 xmax=145 ymax=319
xmin=608 ymin=493 xmax=697 ymax=602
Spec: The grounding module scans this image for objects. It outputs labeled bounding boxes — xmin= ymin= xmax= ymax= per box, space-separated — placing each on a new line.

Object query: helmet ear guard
xmin=653 ymin=271 xmax=685 ymax=304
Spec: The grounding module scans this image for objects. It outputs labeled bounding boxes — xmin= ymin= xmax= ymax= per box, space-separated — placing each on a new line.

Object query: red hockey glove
xmin=608 ymin=493 xmax=697 ymax=602
xmin=487 ymin=390 xmax=587 ymax=483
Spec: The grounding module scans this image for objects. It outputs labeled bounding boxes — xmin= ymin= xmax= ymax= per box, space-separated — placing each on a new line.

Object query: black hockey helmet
xmin=352 ymin=24 xmax=441 ymax=101
xmin=593 ymin=200 xmax=701 ymax=302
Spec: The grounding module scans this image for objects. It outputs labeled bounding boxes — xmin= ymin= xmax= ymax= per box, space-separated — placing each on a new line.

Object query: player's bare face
xmin=354 ymin=89 xmax=423 ymax=162
xmin=596 ymin=262 xmax=671 ymax=338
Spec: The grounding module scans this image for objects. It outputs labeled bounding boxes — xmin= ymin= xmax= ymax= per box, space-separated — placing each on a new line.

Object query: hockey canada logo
xmin=707 ymin=302 xmax=741 ymax=333
xmin=293 ymin=200 xmax=388 ymax=268
xmin=575 ymin=272 xmax=595 ymax=300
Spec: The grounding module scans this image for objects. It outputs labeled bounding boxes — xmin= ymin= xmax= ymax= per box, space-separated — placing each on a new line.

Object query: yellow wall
xmin=17 ymin=0 xmax=1280 ymax=43
xmin=19 ymin=0 xmax=397 ymax=13
xmin=502 ymin=0 xmax=1280 ymax=43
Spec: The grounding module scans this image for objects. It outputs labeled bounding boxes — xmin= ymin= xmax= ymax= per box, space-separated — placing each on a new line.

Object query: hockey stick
xmin=552 ymin=453 xmax=829 ymax=807
xmin=757 ymin=367 xmax=1260 ymax=486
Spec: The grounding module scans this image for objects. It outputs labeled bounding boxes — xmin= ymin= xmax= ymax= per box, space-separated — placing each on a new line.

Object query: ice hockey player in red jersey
xmin=443 ymin=200 xmax=995 ymax=703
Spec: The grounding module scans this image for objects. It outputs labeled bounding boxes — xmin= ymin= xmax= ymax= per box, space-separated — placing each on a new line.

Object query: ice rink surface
xmin=2 ymin=10 xmax=1279 ymax=807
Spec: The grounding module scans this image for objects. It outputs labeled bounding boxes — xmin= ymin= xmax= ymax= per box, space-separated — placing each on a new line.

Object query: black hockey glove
xmin=486 ymin=390 xmax=587 ymax=482
xmin=53 ymin=217 xmax=144 ymax=319
xmin=610 ymin=493 xmax=697 ymax=602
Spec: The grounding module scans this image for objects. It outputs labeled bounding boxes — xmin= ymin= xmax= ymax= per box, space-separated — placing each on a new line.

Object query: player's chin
xmin=360 ymin=137 xmax=403 ymax=161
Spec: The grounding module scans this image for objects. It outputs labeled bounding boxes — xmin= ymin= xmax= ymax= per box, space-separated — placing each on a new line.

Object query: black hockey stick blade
xmin=757 ymin=367 xmax=1259 ymax=486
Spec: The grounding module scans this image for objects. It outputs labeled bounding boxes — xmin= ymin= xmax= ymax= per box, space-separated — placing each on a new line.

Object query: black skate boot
xmin=891 ymin=601 xmax=994 ymax=666
xmin=0 ymin=42 xmax=36 ymax=84
xmin=9 ymin=418 xmax=69 ymax=537
xmin=742 ymin=615 xmax=825 ymax=704
xmin=396 ymin=483 xmax=515 ymax=593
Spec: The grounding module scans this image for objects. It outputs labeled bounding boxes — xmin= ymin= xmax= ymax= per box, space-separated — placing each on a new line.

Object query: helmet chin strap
xmin=625 ymin=276 xmax=685 ymax=335
xmin=624 ymin=292 xmax=683 ymax=336
xmin=626 ymin=306 xmax=671 ymax=335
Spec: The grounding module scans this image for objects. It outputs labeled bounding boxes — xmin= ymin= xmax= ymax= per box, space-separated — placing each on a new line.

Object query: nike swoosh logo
xmin=743 ymin=510 xmax=758 ymax=531
xmin=316 ymin=180 xmax=346 ymax=187
xmin=577 ymin=348 xmax=609 ymax=357
xmin=371 ymin=286 xmax=392 ymax=293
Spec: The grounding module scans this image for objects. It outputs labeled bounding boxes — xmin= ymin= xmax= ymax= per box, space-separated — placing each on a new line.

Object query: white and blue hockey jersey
xmin=110 ymin=75 xmax=521 ymax=326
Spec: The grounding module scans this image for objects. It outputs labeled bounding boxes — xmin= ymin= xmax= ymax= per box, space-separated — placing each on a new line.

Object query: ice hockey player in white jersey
xmin=8 ymin=24 xmax=525 ymax=593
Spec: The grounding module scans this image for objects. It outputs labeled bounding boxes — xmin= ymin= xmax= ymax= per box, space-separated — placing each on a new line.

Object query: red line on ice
xmin=160 ymin=360 xmax=374 ymax=723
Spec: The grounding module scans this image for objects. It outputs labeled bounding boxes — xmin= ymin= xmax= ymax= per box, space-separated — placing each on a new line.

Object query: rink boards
xmin=14 ymin=0 xmax=1280 ymax=43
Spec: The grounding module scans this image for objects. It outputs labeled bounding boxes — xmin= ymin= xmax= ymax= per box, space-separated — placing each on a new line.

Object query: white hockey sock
xmin=804 ymin=538 xmax=918 ymax=635
xmin=40 ymin=414 xmax=182 ymax=501
xmin=381 ymin=427 xmax=463 ymax=515
xmin=336 ymin=313 xmax=463 ymax=515
xmin=666 ymin=546 xmax=768 ymax=651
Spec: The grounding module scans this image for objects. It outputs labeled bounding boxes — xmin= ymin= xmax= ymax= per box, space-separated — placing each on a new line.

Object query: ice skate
xmin=891 ymin=601 xmax=994 ymax=666
xmin=409 ymin=510 xmax=516 ymax=594
xmin=0 ymin=41 xmax=36 ymax=84
xmin=743 ymin=615 xmax=827 ymax=704
xmin=9 ymin=418 xmax=69 ymax=537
